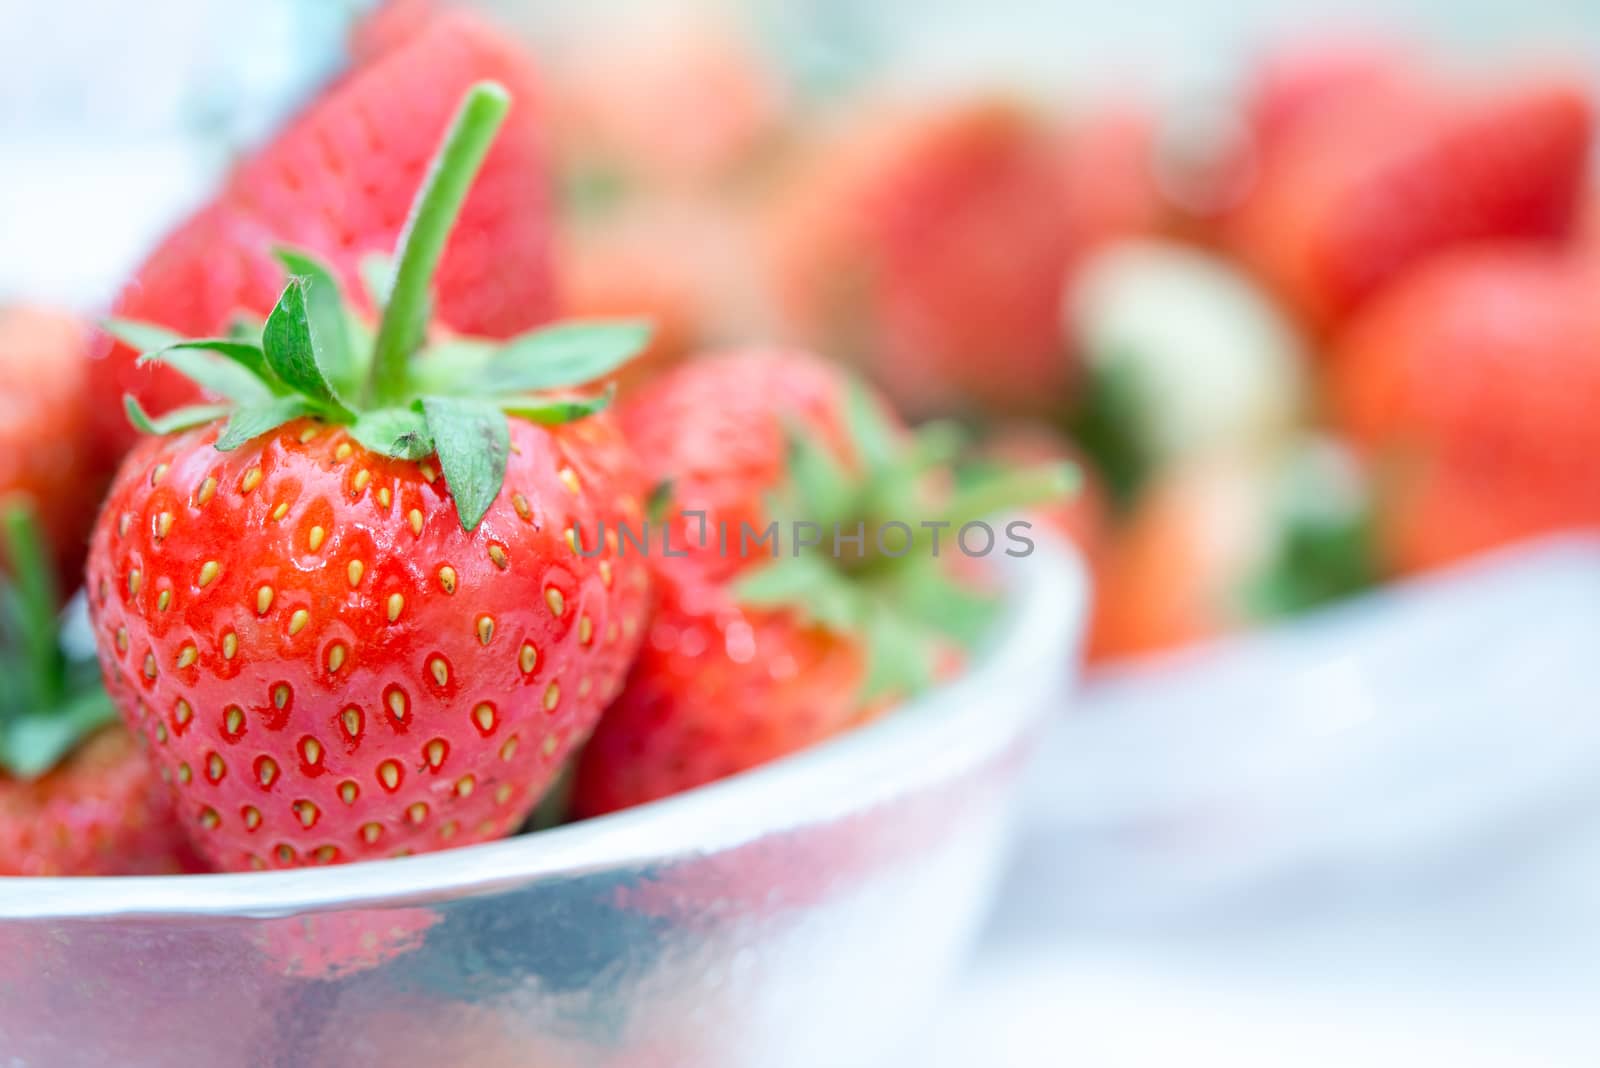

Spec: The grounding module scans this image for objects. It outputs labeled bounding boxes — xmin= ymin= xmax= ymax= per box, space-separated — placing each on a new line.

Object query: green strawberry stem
xmin=1 ymin=503 xmax=64 ymax=710
xmin=366 ymin=81 xmax=511 ymax=406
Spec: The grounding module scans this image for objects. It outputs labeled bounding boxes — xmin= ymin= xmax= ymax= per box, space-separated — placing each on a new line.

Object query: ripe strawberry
xmin=571 ymin=350 xmax=1073 ymax=816
xmin=769 ymin=98 xmax=1077 ymax=417
xmin=0 ymin=505 xmax=194 ymax=876
xmin=88 ymin=6 xmax=555 ymax=468
xmin=1329 ymin=247 xmax=1600 ymax=573
xmin=88 ymin=84 xmax=651 ymax=870
xmin=1227 ymin=72 xmax=1593 ymax=333
xmin=1088 ymin=440 xmax=1373 ymax=663
xmin=0 ymin=306 xmax=101 ymax=590
xmin=1243 ymin=35 xmax=1414 ymax=156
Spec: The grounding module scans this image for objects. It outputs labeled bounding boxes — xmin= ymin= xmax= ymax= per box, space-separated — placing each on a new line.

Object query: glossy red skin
xmin=88 ymin=9 xmax=555 ymax=467
xmin=1228 ymin=75 xmax=1593 ymax=333
xmin=87 ymin=416 xmax=649 ymax=870
xmin=572 ymin=352 xmax=878 ymax=817
xmin=0 ymin=726 xmax=197 ymax=876
xmin=0 ymin=306 xmax=102 ymax=590
xmin=1330 ymin=247 xmax=1600 ymax=573
xmin=772 ymin=100 xmax=1076 ymax=418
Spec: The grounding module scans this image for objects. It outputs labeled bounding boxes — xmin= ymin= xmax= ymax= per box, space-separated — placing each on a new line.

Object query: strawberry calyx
xmin=734 ymin=383 xmax=1077 ymax=702
xmin=103 ymin=81 xmax=651 ymax=533
xmin=0 ymin=502 xmax=116 ymax=780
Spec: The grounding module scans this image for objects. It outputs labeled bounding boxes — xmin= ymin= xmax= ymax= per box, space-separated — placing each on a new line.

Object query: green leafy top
xmin=733 ymin=384 xmax=1078 ymax=703
xmin=0 ymin=503 xmax=117 ymax=780
xmin=104 ymin=82 xmax=650 ymax=532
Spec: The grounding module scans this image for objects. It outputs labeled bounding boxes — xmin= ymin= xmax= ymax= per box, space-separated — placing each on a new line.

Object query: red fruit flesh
xmin=0 ymin=306 xmax=101 ymax=590
xmin=1229 ymin=75 xmax=1593 ymax=332
xmin=89 ymin=10 xmax=555 ymax=466
xmin=87 ymin=416 xmax=649 ymax=870
xmin=0 ymin=726 xmax=197 ymax=876
xmin=572 ymin=353 xmax=875 ymax=817
xmin=1331 ymin=247 xmax=1600 ymax=572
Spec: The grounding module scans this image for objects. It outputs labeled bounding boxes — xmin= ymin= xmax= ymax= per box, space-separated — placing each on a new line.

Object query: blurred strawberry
xmin=1330 ymin=246 xmax=1600 ymax=572
xmin=1244 ymin=35 xmax=1414 ymax=155
xmin=0 ymin=505 xmax=194 ymax=876
xmin=557 ymin=195 xmax=764 ymax=394
xmin=0 ymin=306 xmax=99 ymax=589
xmin=547 ymin=6 xmax=786 ymax=190
xmin=1065 ymin=240 xmax=1308 ymax=506
xmin=1089 ymin=440 xmax=1373 ymax=663
xmin=769 ymin=98 xmax=1076 ymax=417
xmin=88 ymin=7 xmax=555 ymax=466
xmin=1228 ymin=71 xmax=1593 ymax=333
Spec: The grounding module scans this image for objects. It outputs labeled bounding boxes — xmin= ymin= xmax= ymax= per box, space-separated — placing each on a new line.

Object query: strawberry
xmin=571 ymin=350 xmax=1072 ymax=816
xmin=0 ymin=505 xmax=194 ymax=876
xmin=769 ymin=98 xmax=1077 ymax=417
xmin=0 ymin=306 xmax=102 ymax=591
xmin=1243 ymin=35 xmax=1414 ymax=156
xmin=974 ymin=424 xmax=1108 ymax=574
xmin=87 ymin=84 xmax=651 ymax=870
xmin=1329 ymin=247 xmax=1600 ymax=573
xmin=1227 ymin=72 xmax=1593 ymax=333
xmin=87 ymin=6 xmax=555 ymax=468
xmin=1088 ymin=440 xmax=1374 ymax=663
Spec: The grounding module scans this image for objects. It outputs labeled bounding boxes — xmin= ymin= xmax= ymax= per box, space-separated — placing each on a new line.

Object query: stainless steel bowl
xmin=0 ymin=543 xmax=1085 ymax=1068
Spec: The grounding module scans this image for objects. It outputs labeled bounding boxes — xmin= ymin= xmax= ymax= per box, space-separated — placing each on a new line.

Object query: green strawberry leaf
xmin=262 ymin=276 xmax=354 ymax=413
xmin=785 ymin=422 xmax=856 ymax=529
xmin=422 ymin=396 xmax=510 ymax=531
xmin=350 ymin=406 xmax=434 ymax=461
xmin=479 ymin=320 xmax=653 ymax=392
xmin=215 ymin=396 xmax=319 ymax=451
xmin=738 ymin=555 xmax=865 ymax=634
xmin=860 ymin=602 xmax=937 ymax=704
xmin=124 ymin=396 xmax=233 ymax=436
xmin=0 ymin=690 xmax=117 ymax=780
xmin=845 ymin=380 xmax=898 ymax=471
xmin=498 ymin=388 xmax=614 ymax=426
xmin=104 ymin=320 xmax=275 ymax=404
xmin=274 ymin=247 xmax=363 ymax=398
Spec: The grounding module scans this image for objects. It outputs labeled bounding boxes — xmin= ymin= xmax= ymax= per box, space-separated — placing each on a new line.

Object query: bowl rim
xmin=0 ymin=539 xmax=1086 ymax=921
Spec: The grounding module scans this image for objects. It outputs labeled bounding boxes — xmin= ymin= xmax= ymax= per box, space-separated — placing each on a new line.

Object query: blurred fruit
xmin=1243 ymin=35 xmax=1414 ymax=155
xmin=89 ymin=6 xmax=556 ymax=467
xmin=1089 ymin=440 xmax=1373 ymax=663
xmin=573 ymin=351 xmax=1070 ymax=816
xmin=1065 ymin=239 xmax=1308 ymax=505
xmin=547 ymin=6 xmax=786 ymax=189
xmin=1330 ymin=246 xmax=1600 ymax=572
xmin=0 ymin=504 xmax=193 ymax=877
xmin=0 ymin=306 xmax=99 ymax=589
xmin=557 ymin=194 xmax=764 ymax=393
xmin=1228 ymin=71 xmax=1593 ymax=333
xmin=770 ymin=98 xmax=1076 ymax=417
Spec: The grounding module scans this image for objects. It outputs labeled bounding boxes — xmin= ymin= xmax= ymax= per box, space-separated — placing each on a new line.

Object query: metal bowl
xmin=0 ymin=543 xmax=1085 ymax=1068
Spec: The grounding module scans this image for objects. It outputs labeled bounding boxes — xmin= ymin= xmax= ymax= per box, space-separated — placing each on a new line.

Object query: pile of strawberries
xmin=2 ymin=5 xmax=1597 ymax=877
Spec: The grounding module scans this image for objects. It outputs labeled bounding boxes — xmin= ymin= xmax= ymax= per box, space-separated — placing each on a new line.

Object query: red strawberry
xmin=88 ymin=7 xmax=555 ymax=468
xmin=1329 ymin=246 xmax=1600 ymax=573
xmin=1228 ymin=72 xmax=1593 ymax=333
xmin=0 ymin=305 xmax=104 ymax=591
xmin=571 ymin=351 xmax=1072 ymax=816
xmin=1 ymin=727 xmax=194 ymax=877
xmin=87 ymin=84 xmax=651 ymax=870
xmin=0 ymin=504 xmax=194 ymax=876
xmin=1243 ymin=35 xmax=1414 ymax=155
xmin=769 ymin=99 xmax=1077 ymax=417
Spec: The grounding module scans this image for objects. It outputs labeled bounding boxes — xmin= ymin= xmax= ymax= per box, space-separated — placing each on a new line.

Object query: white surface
xmin=911 ymin=539 xmax=1600 ymax=1066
